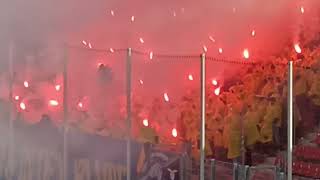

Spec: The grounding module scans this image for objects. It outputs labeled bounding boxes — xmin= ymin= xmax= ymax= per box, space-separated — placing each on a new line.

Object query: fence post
xmin=126 ymin=48 xmax=132 ymax=180
xmin=233 ymin=163 xmax=238 ymax=180
xmin=62 ymin=45 xmax=69 ymax=180
xmin=287 ymin=61 xmax=293 ymax=180
xmin=210 ymin=159 xmax=215 ymax=180
xmin=200 ymin=53 xmax=206 ymax=180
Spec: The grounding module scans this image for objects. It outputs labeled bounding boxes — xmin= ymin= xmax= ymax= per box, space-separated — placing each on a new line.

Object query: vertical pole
xmin=8 ymin=41 xmax=14 ymax=180
xmin=62 ymin=46 xmax=69 ymax=180
xmin=210 ymin=159 xmax=215 ymax=180
xmin=126 ymin=48 xmax=132 ymax=180
xmin=200 ymin=53 xmax=206 ymax=180
xmin=287 ymin=61 xmax=293 ymax=180
xmin=240 ymin=113 xmax=245 ymax=165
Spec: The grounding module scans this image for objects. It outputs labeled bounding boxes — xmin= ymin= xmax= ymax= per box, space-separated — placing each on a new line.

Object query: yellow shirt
xmin=227 ymin=113 xmax=241 ymax=159
xmin=244 ymin=110 xmax=260 ymax=146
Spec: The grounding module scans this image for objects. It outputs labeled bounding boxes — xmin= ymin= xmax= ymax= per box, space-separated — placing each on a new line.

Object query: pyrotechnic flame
xmin=243 ymin=49 xmax=250 ymax=59
xmin=82 ymin=40 xmax=87 ymax=46
xmin=78 ymin=102 xmax=83 ymax=108
xmin=212 ymin=79 xmax=218 ymax=86
xmin=55 ymin=85 xmax=61 ymax=91
xmin=24 ymin=81 xmax=29 ymax=88
xmin=149 ymin=51 xmax=153 ymax=60
xmin=188 ymin=74 xmax=194 ymax=81
xmin=218 ymin=48 xmax=223 ymax=54
xmin=20 ymin=102 xmax=26 ymax=110
xmin=109 ymin=48 xmax=114 ymax=53
xmin=49 ymin=100 xmax=59 ymax=106
xmin=131 ymin=16 xmax=135 ymax=22
xmin=209 ymin=36 xmax=215 ymax=43
xmin=300 ymin=6 xmax=305 ymax=14
xmin=88 ymin=43 xmax=92 ymax=49
xmin=214 ymin=87 xmax=221 ymax=96
xmin=139 ymin=38 xmax=144 ymax=44
xmin=172 ymin=128 xmax=178 ymax=137
xmin=203 ymin=45 xmax=208 ymax=52
xmin=294 ymin=44 xmax=302 ymax=54
xmin=139 ymin=80 xmax=144 ymax=85
xmin=14 ymin=96 xmax=20 ymax=101
xmin=251 ymin=30 xmax=256 ymax=37
xmin=111 ymin=10 xmax=115 ymax=16
xmin=164 ymin=93 xmax=170 ymax=102
xmin=143 ymin=119 xmax=149 ymax=127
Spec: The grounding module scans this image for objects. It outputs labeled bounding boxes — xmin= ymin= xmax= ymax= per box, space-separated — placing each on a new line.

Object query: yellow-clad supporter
xmin=226 ymin=103 xmax=242 ymax=160
xmin=294 ymin=74 xmax=308 ymax=96
xmin=308 ymin=71 xmax=320 ymax=105
xmin=244 ymin=105 xmax=261 ymax=146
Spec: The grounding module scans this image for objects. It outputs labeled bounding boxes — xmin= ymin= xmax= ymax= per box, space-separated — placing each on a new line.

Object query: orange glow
xmin=188 ymin=74 xmax=194 ymax=81
xmin=14 ymin=96 xmax=20 ymax=101
xmin=149 ymin=51 xmax=153 ymax=60
xmin=300 ymin=6 xmax=305 ymax=14
xmin=20 ymin=102 xmax=26 ymax=110
xmin=88 ymin=43 xmax=92 ymax=49
xmin=109 ymin=48 xmax=114 ymax=53
xmin=172 ymin=128 xmax=178 ymax=137
xmin=24 ymin=81 xmax=29 ymax=88
xmin=203 ymin=45 xmax=208 ymax=52
xmin=143 ymin=119 xmax=149 ymax=127
xmin=212 ymin=79 xmax=218 ymax=86
xmin=218 ymin=48 xmax=223 ymax=54
xmin=55 ymin=85 xmax=61 ymax=91
xmin=243 ymin=49 xmax=250 ymax=59
xmin=294 ymin=44 xmax=302 ymax=54
xmin=251 ymin=30 xmax=256 ymax=37
xmin=139 ymin=38 xmax=144 ymax=44
xmin=164 ymin=93 xmax=170 ymax=102
xmin=214 ymin=87 xmax=221 ymax=96
xmin=49 ymin=100 xmax=59 ymax=106
xmin=82 ymin=40 xmax=87 ymax=46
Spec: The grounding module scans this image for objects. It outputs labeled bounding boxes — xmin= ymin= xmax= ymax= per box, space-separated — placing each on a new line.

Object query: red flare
xmin=218 ymin=48 xmax=223 ymax=54
xmin=294 ymin=44 xmax=302 ymax=54
xmin=188 ymin=74 xmax=194 ymax=81
xmin=20 ymin=102 xmax=26 ymax=110
xmin=131 ymin=16 xmax=135 ymax=22
xmin=109 ymin=48 xmax=114 ymax=53
xmin=24 ymin=81 xmax=29 ymax=88
xmin=149 ymin=52 xmax=153 ymax=60
xmin=251 ymin=30 xmax=256 ymax=37
xmin=14 ymin=96 xmax=20 ymax=101
xmin=214 ymin=87 xmax=221 ymax=96
xmin=143 ymin=119 xmax=149 ymax=127
xmin=212 ymin=79 xmax=218 ymax=86
xmin=139 ymin=80 xmax=144 ymax=85
xmin=88 ymin=43 xmax=92 ymax=49
xmin=78 ymin=102 xmax=83 ymax=108
xmin=49 ymin=100 xmax=59 ymax=106
xmin=300 ymin=6 xmax=305 ymax=14
xmin=172 ymin=128 xmax=178 ymax=137
xmin=164 ymin=93 xmax=169 ymax=102
xmin=243 ymin=49 xmax=250 ymax=59
xmin=82 ymin=40 xmax=87 ymax=46
xmin=55 ymin=85 xmax=61 ymax=91
xmin=139 ymin=38 xmax=144 ymax=44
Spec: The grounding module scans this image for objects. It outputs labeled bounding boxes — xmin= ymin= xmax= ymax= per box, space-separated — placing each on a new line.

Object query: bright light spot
xmin=139 ymin=80 xmax=144 ymax=85
xmin=300 ymin=6 xmax=305 ymax=14
xmin=188 ymin=74 xmax=194 ymax=81
xmin=20 ymin=102 xmax=26 ymax=110
xmin=243 ymin=49 xmax=250 ymax=59
xmin=218 ymin=48 xmax=223 ymax=54
xmin=164 ymin=93 xmax=170 ymax=102
xmin=14 ymin=96 xmax=20 ymax=101
xmin=214 ymin=87 xmax=221 ymax=96
xmin=78 ymin=102 xmax=83 ymax=108
xmin=251 ymin=30 xmax=256 ymax=37
xmin=294 ymin=44 xmax=302 ymax=54
xmin=143 ymin=119 xmax=149 ymax=127
xmin=97 ymin=63 xmax=104 ymax=68
xmin=55 ymin=85 xmax=61 ymax=91
xmin=149 ymin=51 xmax=153 ymax=60
xmin=88 ymin=43 xmax=92 ymax=49
xmin=110 ymin=10 xmax=115 ymax=16
xmin=109 ymin=48 xmax=114 ymax=53
xmin=139 ymin=37 xmax=144 ymax=44
xmin=233 ymin=7 xmax=236 ymax=13
xmin=82 ymin=40 xmax=87 ymax=46
xmin=131 ymin=16 xmax=135 ymax=22
xmin=172 ymin=128 xmax=178 ymax=137
xmin=49 ymin=100 xmax=59 ymax=106
xmin=209 ymin=36 xmax=215 ymax=43
xmin=212 ymin=79 xmax=218 ymax=86
xmin=203 ymin=45 xmax=208 ymax=52
xmin=24 ymin=81 xmax=29 ymax=88
xmin=173 ymin=11 xmax=176 ymax=17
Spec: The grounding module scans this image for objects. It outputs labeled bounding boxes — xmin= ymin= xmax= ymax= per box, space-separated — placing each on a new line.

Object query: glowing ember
xmin=209 ymin=36 xmax=215 ymax=43
xmin=55 ymin=85 xmax=61 ymax=91
xmin=203 ymin=45 xmax=208 ymax=52
xmin=14 ymin=96 xmax=20 ymax=101
xmin=243 ymin=49 xmax=250 ymax=59
xmin=294 ymin=44 xmax=302 ymax=54
xmin=82 ymin=40 xmax=87 ymax=46
xmin=164 ymin=93 xmax=170 ymax=102
xmin=218 ymin=48 xmax=223 ymax=54
xmin=20 ymin=102 xmax=26 ymax=110
xmin=212 ymin=79 xmax=218 ymax=86
xmin=149 ymin=51 xmax=153 ymax=60
xmin=300 ymin=6 xmax=305 ymax=14
xmin=23 ymin=81 xmax=29 ymax=88
xmin=49 ymin=100 xmax=59 ymax=106
xmin=139 ymin=80 xmax=144 ymax=85
xmin=251 ymin=30 xmax=256 ymax=37
xmin=172 ymin=128 xmax=178 ymax=137
xmin=109 ymin=48 xmax=114 ymax=53
xmin=188 ymin=74 xmax=194 ymax=81
xmin=78 ymin=102 xmax=83 ymax=108
xmin=88 ymin=43 xmax=92 ymax=49
xmin=139 ymin=38 xmax=144 ymax=44
xmin=110 ymin=10 xmax=115 ymax=16
xmin=131 ymin=16 xmax=135 ymax=22
xmin=143 ymin=119 xmax=149 ymax=127
xmin=214 ymin=87 xmax=221 ymax=96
